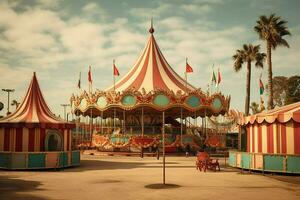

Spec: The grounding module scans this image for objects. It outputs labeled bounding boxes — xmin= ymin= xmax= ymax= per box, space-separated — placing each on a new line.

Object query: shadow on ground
xmin=0 ymin=175 xmax=48 ymax=200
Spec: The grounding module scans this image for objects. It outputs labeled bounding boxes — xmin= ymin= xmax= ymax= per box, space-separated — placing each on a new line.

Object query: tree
xmin=254 ymin=14 xmax=291 ymax=110
xmin=266 ymin=76 xmax=300 ymax=107
xmin=11 ymin=100 xmax=20 ymax=110
xmin=250 ymin=102 xmax=260 ymax=114
xmin=286 ymin=76 xmax=300 ymax=104
xmin=266 ymin=76 xmax=288 ymax=107
xmin=233 ymin=44 xmax=266 ymax=116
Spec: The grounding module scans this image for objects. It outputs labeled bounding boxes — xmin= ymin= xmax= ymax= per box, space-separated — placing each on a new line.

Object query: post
xmin=75 ymin=115 xmax=79 ymax=149
xmin=123 ymin=109 xmax=126 ymax=134
xmin=142 ymin=107 xmax=144 ymax=137
xmin=90 ymin=109 xmax=93 ymax=146
xmin=2 ymin=89 xmax=15 ymax=115
xmin=162 ymin=111 xmax=165 ymax=185
xmin=113 ymin=59 xmax=116 ymax=92
xmin=113 ymin=108 xmax=116 ymax=131
xmin=180 ymin=107 xmax=183 ymax=146
xmin=101 ymin=111 xmax=104 ymax=134
xmin=185 ymin=57 xmax=188 ymax=94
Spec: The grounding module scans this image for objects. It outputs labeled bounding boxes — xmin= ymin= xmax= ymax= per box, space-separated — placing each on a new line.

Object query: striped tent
xmin=107 ymin=26 xmax=195 ymax=93
xmin=0 ymin=72 xmax=75 ymax=152
xmin=243 ymin=102 xmax=300 ymax=155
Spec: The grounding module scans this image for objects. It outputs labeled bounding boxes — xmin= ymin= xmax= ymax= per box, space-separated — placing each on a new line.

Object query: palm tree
xmin=254 ymin=14 xmax=291 ymax=109
xmin=11 ymin=100 xmax=20 ymax=110
xmin=233 ymin=44 xmax=266 ymax=115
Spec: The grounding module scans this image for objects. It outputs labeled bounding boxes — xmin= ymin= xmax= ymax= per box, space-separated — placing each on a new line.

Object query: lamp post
xmin=2 ymin=89 xmax=15 ymax=115
xmin=60 ymin=104 xmax=70 ymax=121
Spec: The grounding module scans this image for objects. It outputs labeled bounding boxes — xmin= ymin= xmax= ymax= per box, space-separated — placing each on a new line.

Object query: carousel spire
xmin=149 ymin=17 xmax=154 ymax=34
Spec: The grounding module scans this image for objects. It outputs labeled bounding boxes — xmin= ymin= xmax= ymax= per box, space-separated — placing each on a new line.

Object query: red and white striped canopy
xmin=0 ymin=72 xmax=73 ymax=128
xmin=107 ymin=28 xmax=195 ymax=93
xmin=243 ymin=101 xmax=300 ymax=125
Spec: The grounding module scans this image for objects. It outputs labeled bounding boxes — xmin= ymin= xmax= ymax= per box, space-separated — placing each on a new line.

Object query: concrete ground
xmin=0 ymin=154 xmax=299 ymax=200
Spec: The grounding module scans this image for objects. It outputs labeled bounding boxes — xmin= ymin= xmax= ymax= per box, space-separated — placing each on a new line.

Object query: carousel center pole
xmin=180 ymin=107 xmax=183 ymax=146
xmin=162 ymin=111 xmax=165 ymax=185
xmin=142 ymin=107 xmax=144 ymax=137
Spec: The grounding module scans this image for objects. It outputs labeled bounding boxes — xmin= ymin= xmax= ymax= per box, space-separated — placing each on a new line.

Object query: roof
xmin=243 ymin=101 xmax=300 ymax=125
xmin=0 ymin=72 xmax=74 ymax=129
xmin=106 ymin=26 xmax=195 ymax=93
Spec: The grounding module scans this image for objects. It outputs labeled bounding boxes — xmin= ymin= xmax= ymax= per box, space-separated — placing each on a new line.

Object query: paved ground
xmin=0 ymin=154 xmax=299 ymax=200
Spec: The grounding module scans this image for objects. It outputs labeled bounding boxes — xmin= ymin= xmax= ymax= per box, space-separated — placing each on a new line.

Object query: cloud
xmin=0 ymin=0 xmax=299 ymax=117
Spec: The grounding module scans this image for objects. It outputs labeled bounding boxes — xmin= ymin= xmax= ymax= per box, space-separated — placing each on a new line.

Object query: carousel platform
xmin=229 ymin=151 xmax=300 ymax=174
xmin=0 ymin=150 xmax=80 ymax=170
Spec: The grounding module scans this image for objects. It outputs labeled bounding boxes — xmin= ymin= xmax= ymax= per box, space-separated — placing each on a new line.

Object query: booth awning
xmin=0 ymin=72 xmax=74 ymax=128
xmin=243 ymin=101 xmax=300 ymax=125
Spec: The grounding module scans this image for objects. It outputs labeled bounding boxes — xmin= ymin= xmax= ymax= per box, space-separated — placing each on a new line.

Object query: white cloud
xmin=0 ymin=0 xmax=299 ymax=117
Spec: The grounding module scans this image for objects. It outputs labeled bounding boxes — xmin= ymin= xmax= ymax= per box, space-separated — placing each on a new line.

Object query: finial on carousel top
xmin=149 ymin=17 xmax=154 ymax=34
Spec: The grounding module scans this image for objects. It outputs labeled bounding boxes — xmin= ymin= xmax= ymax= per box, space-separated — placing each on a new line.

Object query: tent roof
xmin=0 ymin=72 xmax=74 ymax=129
xmin=243 ymin=101 xmax=300 ymax=125
xmin=106 ymin=26 xmax=195 ymax=93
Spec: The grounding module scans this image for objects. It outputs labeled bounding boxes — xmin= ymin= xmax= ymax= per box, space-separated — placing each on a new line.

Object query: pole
xmin=90 ymin=109 xmax=93 ymax=146
xmin=113 ymin=108 xmax=116 ymax=131
xmin=113 ymin=59 xmax=116 ymax=92
xmin=60 ymin=104 xmax=70 ymax=120
xmin=142 ymin=107 xmax=144 ymax=137
xmin=162 ymin=111 xmax=165 ymax=185
xmin=180 ymin=107 xmax=183 ymax=146
xmin=101 ymin=111 xmax=104 ymax=134
xmin=123 ymin=109 xmax=126 ymax=134
xmin=2 ymin=89 xmax=15 ymax=115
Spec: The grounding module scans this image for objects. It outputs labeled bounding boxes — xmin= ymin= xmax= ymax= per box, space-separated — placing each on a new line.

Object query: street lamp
xmin=2 ymin=89 xmax=15 ymax=115
xmin=60 ymin=104 xmax=70 ymax=121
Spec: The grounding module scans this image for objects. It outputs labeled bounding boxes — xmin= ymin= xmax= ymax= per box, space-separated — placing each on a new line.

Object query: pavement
xmin=0 ymin=154 xmax=299 ymax=200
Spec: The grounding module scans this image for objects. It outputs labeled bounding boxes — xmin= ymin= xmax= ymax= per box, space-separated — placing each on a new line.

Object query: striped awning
xmin=0 ymin=72 xmax=74 ymax=128
xmin=106 ymin=27 xmax=195 ymax=93
xmin=243 ymin=101 xmax=300 ymax=125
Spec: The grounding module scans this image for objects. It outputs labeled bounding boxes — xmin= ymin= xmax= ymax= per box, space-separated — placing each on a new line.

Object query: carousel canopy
xmin=106 ymin=25 xmax=195 ymax=93
xmin=71 ymin=23 xmax=230 ymax=118
xmin=0 ymin=72 xmax=74 ymax=129
xmin=243 ymin=101 xmax=300 ymax=125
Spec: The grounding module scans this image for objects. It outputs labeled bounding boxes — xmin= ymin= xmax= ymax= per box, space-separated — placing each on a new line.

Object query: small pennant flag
xmin=217 ymin=68 xmax=221 ymax=85
xmin=186 ymin=62 xmax=193 ymax=73
xmin=113 ymin=64 xmax=120 ymax=76
xmin=212 ymin=70 xmax=216 ymax=84
xmin=77 ymin=72 xmax=81 ymax=89
xmin=259 ymin=77 xmax=264 ymax=95
xmin=88 ymin=66 xmax=92 ymax=83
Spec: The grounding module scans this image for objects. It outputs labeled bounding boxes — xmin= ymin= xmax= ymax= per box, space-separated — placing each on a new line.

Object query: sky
xmin=0 ymin=0 xmax=299 ymax=117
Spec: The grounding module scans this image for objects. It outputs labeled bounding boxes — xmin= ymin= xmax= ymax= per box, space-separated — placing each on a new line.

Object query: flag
xmin=186 ymin=62 xmax=193 ymax=73
xmin=212 ymin=70 xmax=216 ymax=84
xmin=77 ymin=72 xmax=81 ymax=89
xmin=113 ymin=64 xmax=120 ymax=76
xmin=217 ymin=68 xmax=221 ymax=85
xmin=88 ymin=66 xmax=92 ymax=83
xmin=259 ymin=77 xmax=264 ymax=95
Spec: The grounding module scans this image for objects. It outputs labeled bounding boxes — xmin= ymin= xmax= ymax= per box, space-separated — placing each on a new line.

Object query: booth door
xmin=45 ymin=130 xmax=63 ymax=151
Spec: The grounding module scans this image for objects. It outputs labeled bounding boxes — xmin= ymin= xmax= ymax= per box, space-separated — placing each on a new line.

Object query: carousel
xmin=70 ymin=23 xmax=231 ymax=154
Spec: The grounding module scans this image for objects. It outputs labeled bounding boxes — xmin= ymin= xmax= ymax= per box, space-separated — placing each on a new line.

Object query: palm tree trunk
xmin=267 ymin=41 xmax=274 ymax=109
xmin=245 ymin=61 xmax=251 ymax=116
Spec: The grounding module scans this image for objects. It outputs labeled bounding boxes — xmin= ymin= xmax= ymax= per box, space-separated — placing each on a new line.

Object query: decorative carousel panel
xmin=153 ymin=94 xmax=170 ymax=107
xmin=97 ymin=96 xmax=107 ymax=108
xmin=122 ymin=95 xmax=136 ymax=106
xmin=186 ymin=95 xmax=201 ymax=108
xmin=80 ymin=98 xmax=88 ymax=109
xmin=211 ymin=97 xmax=222 ymax=110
